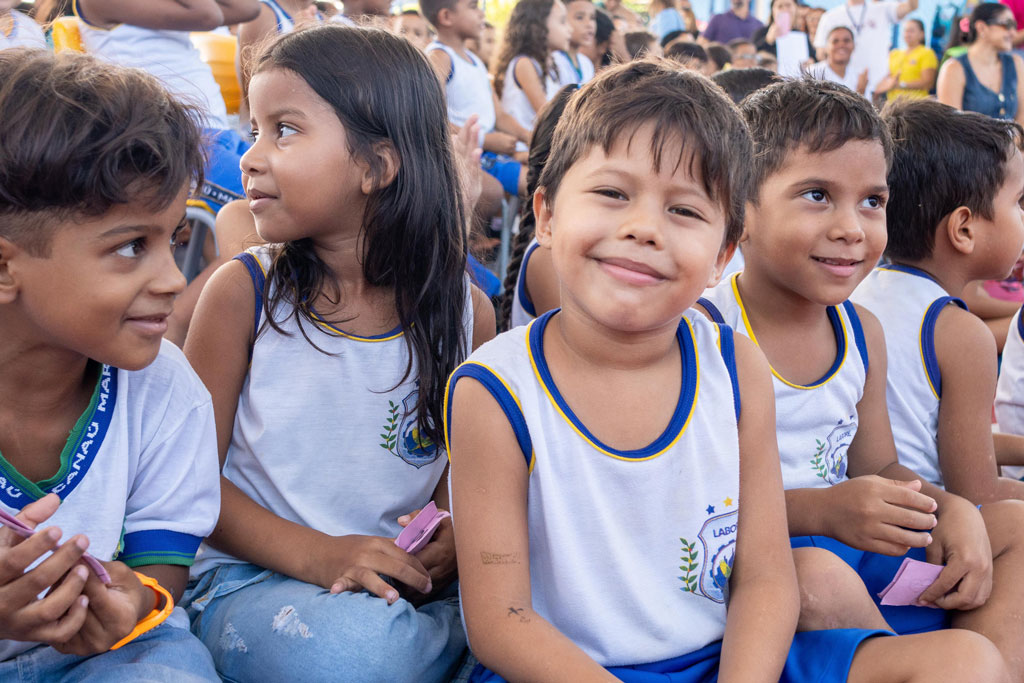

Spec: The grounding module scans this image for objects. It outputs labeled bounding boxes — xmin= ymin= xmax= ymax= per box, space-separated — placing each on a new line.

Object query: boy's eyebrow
xmin=587 ymin=166 xmax=710 ymax=196
xmin=788 ymin=177 xmax=889 ymax=195
xmin=97 ymin=223 xmax=166 ymax=239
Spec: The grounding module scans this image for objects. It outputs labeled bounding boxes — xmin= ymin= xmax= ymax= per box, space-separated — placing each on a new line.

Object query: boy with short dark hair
xmin=0 ymin=49 xmax=220 ymax=680
xmin=422 ymin=0 xmax=530 ymax=196
xmin=700 ymin=79 xmax=1024 ymax=679
xmin=853 ymin=98 xmax=1024 ymax=504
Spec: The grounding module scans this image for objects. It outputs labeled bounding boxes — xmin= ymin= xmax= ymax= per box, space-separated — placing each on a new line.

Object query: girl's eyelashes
xmin=170 ymin=219 xmax=189 ymax=248
xmin=669 ymin=206 xmax=706 ymax=221
xmin=593 ymin=187 xmax=627 ymax=200
xmin=278 ymin=122 xmax=299 ymax=138
xmin=114 ymin=237 xmax=146 ymax=259
xmin=861 ymin=195 xmax=886 ymax=209
xmin=800 ymin=188 xmax=828 ymax=204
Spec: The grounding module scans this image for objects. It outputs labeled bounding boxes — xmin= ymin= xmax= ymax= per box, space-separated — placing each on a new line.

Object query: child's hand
xmin=325 ymin=535 xmax=433 ymax=605
xmin=396 ymin=508 xmax=457 ymax=604
xmin=52 ymin=561 xmax=151 ymax=656
xmin=824 ymin=476 xmax=937 ymax=555
xmin=0 ymin=494 xmax=91 ymax=645
xmin=916 ymin=497 xmax=993 ymax=611
xmin=483 ymin=131 xmax=518 ymax=156
xmin=452 ymin=114 xmax=483 ymax=212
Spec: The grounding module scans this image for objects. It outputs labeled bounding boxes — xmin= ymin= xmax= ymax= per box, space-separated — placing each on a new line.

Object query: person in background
xmin=237 ymin=0 xmax=320 ymax=97
xmin=752 ymin=0 xmax=813 ymax=77
xmin=554 ymin=0 xmax=596 ymax=85
xmin=582 ymin=6 xmax=628 ymax=67
xmin=0 ymin=0 xmax=45 ymax=49
xmin=876 ymin=18 xmax=937 ymax=100
xmin=813 ymin=0 xmax=917 ymax=97
xmin=707 ymin=41 xmax=732 ymax=70
xmin=393 ymin=9 xmax=432 ymax=50
xmin=625 ymin=29 xmax=661 ymax=57
xmin=704 ymin=0 xmax=763 ymax=44
xmin=811 ymin=26 xmax=868 ymax=97
xmin=647 ymin=0 xmax=684 ymax=41
xmin=728 ymin=37 xmax=757 ymax=67
xmin=465 ymin=20 xmax=496 ymax=67
xmin=711 ymin=64 xmax=780 ymax=102
xmin=938 ymin=2 xmax=1024 ymax=124
xmin=667 ymin=39 xmax=712 ymax=73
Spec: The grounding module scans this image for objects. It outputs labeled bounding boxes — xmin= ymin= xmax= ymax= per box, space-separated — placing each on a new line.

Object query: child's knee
xmin=793 ymin=547 xmax=878 ymax=630
xmin=982 ymin=499 xmax=1024 ymax=552
xmin=921 ymin=630 xmax=1007 ymax=683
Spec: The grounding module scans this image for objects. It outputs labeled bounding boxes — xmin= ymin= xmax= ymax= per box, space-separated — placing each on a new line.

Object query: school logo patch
xmin=679 ymin=498 xmax=737 ymax=604
xmin=810 ymin=415 xmax=855 ymax=484
xmin=379 ymin=388 xmax=441 ymax=468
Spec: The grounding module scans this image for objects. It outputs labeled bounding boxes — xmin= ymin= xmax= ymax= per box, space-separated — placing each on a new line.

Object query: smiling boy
xmin=0 ymin=50 xmax=220 ymax=680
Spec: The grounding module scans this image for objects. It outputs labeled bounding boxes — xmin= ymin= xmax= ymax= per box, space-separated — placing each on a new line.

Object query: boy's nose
xmin=829 ymin=207 xmax=866 ymax=242
xmin=239 ymin=142 xmax=266 ymax=177
xmin=620 ymin=206 xmax=664 ymax=246
xmin=154 ymin=247 xmax=188 ymax=297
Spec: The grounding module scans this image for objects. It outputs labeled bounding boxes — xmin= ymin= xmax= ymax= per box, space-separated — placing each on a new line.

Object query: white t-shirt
xmin=0 ymin=341 xmax=221 ymax=661
xmin=193 ymin=248 xmax=475 ymax=575
xmin=427 ymin=42 xmax=497 ymax=143
xmin=446 ymin=311 xmax=741 ymax=665
xmin=814 ymin=1 xmax=901 ymax=96
xmin=552 ymin=49 xmax=595 ymax=87
xmin=75 ymin=9 xmax=230 ymax=130
xmin=810 ymin=59 xmax=867 ymax=97
xmin=0 ymin=10 xmax=47 ymax=50
xmin=501 ymin=55 xmax=560 ymax=149
xmin=995 ymin=307 xmax=1024 ymax=479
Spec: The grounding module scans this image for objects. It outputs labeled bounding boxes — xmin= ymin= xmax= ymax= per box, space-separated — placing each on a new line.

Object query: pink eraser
xmin=395 ymin=501 xmax=450 ymax=554
xmin=877 ymin=558 xmax=944 ymax=607
xmin=0 ymin=508 xmax=111 ymax=584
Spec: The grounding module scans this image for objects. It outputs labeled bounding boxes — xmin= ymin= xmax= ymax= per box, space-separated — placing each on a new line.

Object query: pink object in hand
xmin=395 ymin=501 xmax=450 ymax=555
xmin=775 ymin=10 xmax=792 ymax=36
xmin=877 ymin=558 xmax=943 ymax=607
xmin=0 ymin=508 xmax=111 ymax=584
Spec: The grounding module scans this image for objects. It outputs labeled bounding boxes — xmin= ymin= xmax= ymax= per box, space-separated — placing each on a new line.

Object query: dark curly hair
xmin=493 ymin=0 xmax=559 ymax=98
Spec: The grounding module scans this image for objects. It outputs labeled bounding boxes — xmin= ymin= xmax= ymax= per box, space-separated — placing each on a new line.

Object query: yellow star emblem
xmin=723 ymin=497 xmax=733 ymax=507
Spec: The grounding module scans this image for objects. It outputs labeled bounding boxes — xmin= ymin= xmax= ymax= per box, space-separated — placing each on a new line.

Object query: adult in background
xmin=938 ymin=2 xmax=1024 ymax=123
xmin=752 ymin=0 xmax=813 ymax=77
xmin=876 ymin=18 xmax=937 ymax=100
xmin=811 ymin=25 xmax=868 ymax=96
xmin=703 ymin=0 xmax=762 ymax=43
xmin=813 ymin=0 xmax=917 ymax=96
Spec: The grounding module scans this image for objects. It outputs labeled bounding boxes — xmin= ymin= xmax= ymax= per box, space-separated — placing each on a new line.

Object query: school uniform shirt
xmin=810 ymin=60 xmax=868 ymax=98
xmin=427 ymin=41 xmax=497 ymax=146
xmin=74 ymin=1 xmax=230 ymax=130
xmin=0 ymin=10 xmax=46 ymax=50
xmin=0 ymin=341 xmax=221 ymax=661
xmin=995 ymin=307 xmax=1024 ymax=479
xmin=552 ymin=49 xmax=595 ymax=87
xmin=192 ymin=247 xmax=475 ymax=575
xmin=851 ymin=264 xmax=967 ymax=488
xmin=501 ymin=55 xmax=560 ymax=147
xmin=701 ymin=273 xmax=869 ymax=491
xmin=445 ymin=310 xmax=742 ymax=666
xmin=509 ymin=238 xmax=540 ymax=329
xmin=813 ymin=1 xmax=901 ymax=96
xmin=259 ymin=0 xmax=322 ymax=33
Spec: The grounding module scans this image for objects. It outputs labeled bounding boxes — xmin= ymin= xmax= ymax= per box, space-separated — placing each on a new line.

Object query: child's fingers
xmin=874 ymin=525 xmax=932 ymax=554
xmin=0 ymin=526 xmax=63 ymax=584
xmin=4 ymin=534 xmax=88 ymax=603
xmin=373 ymin=550 xmax=433 ymax=594
xmin=330 ymin=570 xmax=402 ymax=605
xmin=21 ymin=565 xmax=89 ymax=633
xmin=883 ymin=503 xmax=937 ymax=532
xmin=397 ymin=508 xmax=422 ymax=527
xmin=16 ymin=494 xmax=62 ymax=529
xmin=884 ymin=482 xmax=936 ymax=513
xmin=914 ymin=563 xmax=966 ymax=607
xmin=33 ymin=594 xmax=89 ymax=646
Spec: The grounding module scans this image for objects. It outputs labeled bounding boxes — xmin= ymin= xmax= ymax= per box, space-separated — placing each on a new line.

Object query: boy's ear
xmin=360 ymin=141 xmax=401 ymax=194
xmin=0 ymin=237 xmax=22 ymax=305
xmin=436 ymin=6 xmax=452 ymax=28
xmin=707 ymin=242 xmax=737 ymax=289
xmin=943 ymin=206 xmax=976 ymax=256
xmin=534 ymin=187 xmax=554 ymax=248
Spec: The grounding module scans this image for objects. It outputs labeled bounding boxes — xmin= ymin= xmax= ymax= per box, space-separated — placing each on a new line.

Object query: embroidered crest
xmin=679 ymin=498 xmax=738 ymax=603
xmin=810 ymin=415 xmax=855 ymax=484
xmin=380 ymin=388 xmax=440 ymax=468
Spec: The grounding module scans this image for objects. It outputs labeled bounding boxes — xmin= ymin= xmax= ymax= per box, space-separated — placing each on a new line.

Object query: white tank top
xmin=74 ymin=3 xmax=229 ymax=130
xmin=446 ymin=311 xmax=741 ymax=666
xmin=851 ymin=265 xmax=967 ymax=488
xmin=194 ymin=247 xmax=474 ymax=574
xmin=509 ymin=238 xmax=540 ymax=329
xmin=996 ymin=307 xmax=1024 ymax=479
xmin=701 ymin=273 xmax=869 ymax=491
xmin=427 ymin=42 xmax=496 ymax=137
xmin=552 ymin=49 xmax=594 ymax=87
xmin=260 ymin=0 xmax=296 ymax=33
xmin=501 ymin=55 xmax=559 ymax=142
xmin=0 ymin=10 xmax=47 ymax=50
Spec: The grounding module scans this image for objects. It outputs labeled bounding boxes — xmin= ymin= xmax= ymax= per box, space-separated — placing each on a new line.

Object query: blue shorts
xmin=468 ymin=253 xmax=501 ymax=299
xmin=197 ymin=128 xmax=249 ymax=214
xmin=480 ymin=152 xmax=521 ymax=196
xmin=470 ymin=628 xmax=892 ymax=682
xmin=791 ymin=536 xmax=951 ymax=634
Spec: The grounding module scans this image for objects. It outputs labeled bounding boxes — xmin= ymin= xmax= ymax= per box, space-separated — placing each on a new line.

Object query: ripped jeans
xmin=183 ymin=563 xmax=467 ymax=683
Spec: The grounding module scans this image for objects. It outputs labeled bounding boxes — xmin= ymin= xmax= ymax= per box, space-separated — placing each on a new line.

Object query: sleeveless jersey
xmin=0 ymin=341 xmax=220 ymax=661
xmin=501 ymin=55 xmax=559 ymax=142
xmin=995 ymin=307 xmax=1024 ymax=478
xmin=850 ymin=264 xmax=967 ymax=488
xmin=193 ymin=247 xmax=475 ymax=574
xmin=74 ymin=1 xmax=229 ymax=130
xmin=427 ymin=42 xmax=497 ymax=138
xmin=552 ymin=49 xmax=594 ymax=86
xmin=261 ymin=0 xmax=297 ymax=33
xmin=0 ymin=10 xmax=46 ymax=50
xmin=701 ymin=273 xmax=869 ymax=491
xmin=445 ymin=311 xmax=742 ymax=666
xmin=509 ymin=238 xmax=540 ymax=329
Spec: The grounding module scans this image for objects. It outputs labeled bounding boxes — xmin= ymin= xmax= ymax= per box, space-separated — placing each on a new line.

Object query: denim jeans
xmin=0 ymin=607 xmax=219 ymax=683
xmin=184 ymin=563 xmax=467 ymax=683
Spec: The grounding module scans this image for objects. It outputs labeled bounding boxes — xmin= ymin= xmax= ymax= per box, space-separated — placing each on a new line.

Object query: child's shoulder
xmin=121 ymin=339 xmax=212 ymax=415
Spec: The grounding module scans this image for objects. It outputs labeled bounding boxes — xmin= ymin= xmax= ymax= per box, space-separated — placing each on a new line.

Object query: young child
xmin=624 ymin=29 xmax=661 ymax=59
xmin=182 ymin=25 xmax=494 ymax=681
xmin=647 ymin=0 xmax=684 ymax=41
xmin=238 ymin=0 xmax=321 ymax=89
xmin=553 ymin=0 xmax=596 ymax=86
xmin=501 ymin=85 xmax=577 ymax=331
xmin=996 ymin=302 xmax=1024 ymax=480
xmin=393 ymin=9 xmax=432 ymax=51
xmin=75 ymin=0 xmax=262 ymax=215
xmin=0 ymin=0 xmax=46 ymax=49
xmin=446 ymin=60 xmax=1000 ymax=683
xmin=465 ymin=20 xmax=496 ymax=68
xmin=424 ymin=0 xmax=531 ymax=197
xmin=852 ymin=99 xmax=1024 ymax=503
xmin=493 ymin=0 xmax=571 ymax=140
xmin=700 ymin=80 xmax=1024 ymax=677
xmin=0 ymin=49 xmax=220 ymax=680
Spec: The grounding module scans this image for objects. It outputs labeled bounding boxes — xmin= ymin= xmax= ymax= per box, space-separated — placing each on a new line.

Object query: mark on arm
xmin=481 ymin=551 xmax=521 ymax=565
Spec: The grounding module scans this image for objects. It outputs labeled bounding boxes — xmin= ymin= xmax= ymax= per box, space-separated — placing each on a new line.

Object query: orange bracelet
xmin=109 ymin=572 xmax=174 ymax=651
